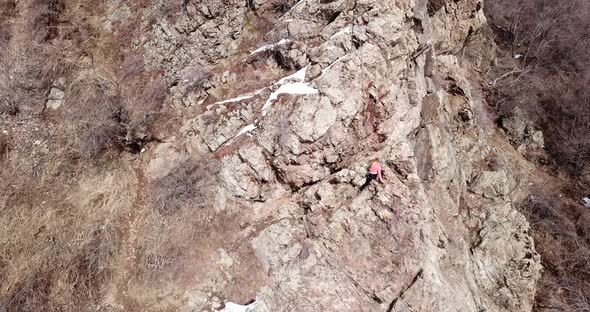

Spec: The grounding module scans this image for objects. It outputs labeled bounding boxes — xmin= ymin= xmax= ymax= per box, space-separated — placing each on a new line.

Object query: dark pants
xmin=360 ymin=170 xmax=384 ymax=191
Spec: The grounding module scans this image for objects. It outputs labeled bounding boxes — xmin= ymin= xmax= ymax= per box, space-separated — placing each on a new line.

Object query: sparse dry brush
xmin=485 ymin=0 xmax=590 ymax=172
xmin=0 ymin=0 xmax=172 ymax=310
xmin=132 ymin=158 xmax=221 ymax=289
xmin=523 ymin=192 xmax=590 ymax=311
xmin=0 ymin=166 xmax=135 ymax=312
xmin=32 ymin=0 xmax=66 ymax=42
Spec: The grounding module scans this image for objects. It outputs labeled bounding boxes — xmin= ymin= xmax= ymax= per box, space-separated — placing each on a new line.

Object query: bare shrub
xmin=152 ymin=159 xmax=220 ymax=215
xmin=0 ymin=97 xmax=19 ymax=116
xmin=131 ymin=158 xmax=221 ymax=288
xmin=0 ymin=0 xmax=17 ymax=18
xmin=0 ymin=167 xmax=133 ymax=312
xmin=0 ymin=134 xmax=7 ymax=160
xmin=79 ymin=124 xmax=123 ymax=160
xmin=485 ymin=0 xmax=590 ymax=173
xmin=0 ymin=0 xmax=17 ymax=49
xmin=121 ymin=55 xmax=145 ymax=80
xmin=521 ymin=191 xmax=590 ymax=310
xmin=32 ymin=0 xmax=66 ymax=42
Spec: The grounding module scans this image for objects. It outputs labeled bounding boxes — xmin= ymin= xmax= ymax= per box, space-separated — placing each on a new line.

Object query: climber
xmin=360 ymin=159 xmax=385 ymax=191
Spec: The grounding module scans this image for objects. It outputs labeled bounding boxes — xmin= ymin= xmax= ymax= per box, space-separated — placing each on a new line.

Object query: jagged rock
xmin=185 ymin=290 xmax=209 ymax=312
xmin=289 ymin=96 xmax=337 ymax=142
xmin=501 ymin=108 xmax=545 ymax=154
xmin=277 ymin=162 xmax=329 ymax=189
xmin=469 ymin=170 xmax=510 ymax=199
xmin=238 ymin=143 xmax=272 ymax=182
xmin=216 ymin=249 xmax=234 ymax=268
xmin=470 ymin=202 xmax=541 ymax=311
xmin=141 ymin=0 xmax=542 ymax=311
xmin=46 ymin=87 xmax=65 ymax=110
xmin=219 ymin=155 xmax=261 ymax=199
xmin=501 ymin=108 xmax=528 ymax=141
xmin=251 ymin=219 xmax=305 ymax=274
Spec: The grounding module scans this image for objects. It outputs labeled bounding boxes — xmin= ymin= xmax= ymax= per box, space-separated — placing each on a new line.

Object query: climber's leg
xmin=360 ymin=173 xmax=376 ymax=191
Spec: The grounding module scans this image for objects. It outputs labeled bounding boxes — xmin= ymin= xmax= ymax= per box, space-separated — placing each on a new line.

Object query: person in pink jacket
xmin=360 ymin=159 xmax=385 ymax=191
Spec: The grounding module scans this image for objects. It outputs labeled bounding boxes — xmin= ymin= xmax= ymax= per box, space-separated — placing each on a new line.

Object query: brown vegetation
xmin=484 ymin=1 xmax=590 ymax=310
xmin=0 ymin=0 xmax=172 ymax=310
xmin=523 ymin=190 xmax=590 ymax=311
xmin=485 ymin=0 xmax=590 ymax=172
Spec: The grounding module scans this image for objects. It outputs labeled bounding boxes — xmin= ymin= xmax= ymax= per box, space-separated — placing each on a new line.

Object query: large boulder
xmin=469 ymin=170 xmax=510 ymax=199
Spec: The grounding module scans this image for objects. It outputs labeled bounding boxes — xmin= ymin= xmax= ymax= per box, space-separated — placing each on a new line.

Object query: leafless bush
xmin=79 ymin=124 xmax=123 ymax=160
xmin=32 ymin=0 xmax=66 ymax=42
xmin=0 ymin=134 xmax=7 ymax=160
xmin=0 ymin=0 xmax=17 ymax=17
xmin=520 ymin=191 xmax=590 ymax=311
xmin=485 ymin=0 xmax=590 ymax=173
xmin=0 ymin=98 xmax=19 ymax=116
xmin=152 ymin=159 xmax=219 ymax=215
xmin=121 ymin=55 xmax=145 ymax=80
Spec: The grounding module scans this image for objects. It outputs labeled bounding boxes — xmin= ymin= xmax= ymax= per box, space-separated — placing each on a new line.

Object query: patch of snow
xmin=236 ymin=124 xmax=257 ymax=137
xmin=218 ymin=301 xmax=258 ymax=312
xmin=514 ymin=54 xmax=523 ymax=59
xmin=214 ymin=94 xmax=255 ymax=105
xmin=221 ymin=123 xmax=258 ymax=147
xmin=277 ymin=67 xmax=307 ymax=85
xmin=250 ymin=39 xmax=291 ymax=55
xmin=213 ymin=88 xmax=266 ymax=106
xmin=260 ymin=66 xmax=319 ymax=116
xmin=316 ymin=55 xmax=347 ymax=80
xmin=262 ymin=82 xmax=318 ymax=116
xmin=284 ymin=0 xmax=305 ymax=16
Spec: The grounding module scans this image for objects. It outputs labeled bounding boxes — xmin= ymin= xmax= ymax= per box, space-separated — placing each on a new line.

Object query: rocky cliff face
xmin=137 ymin=0 xmax=542 ymax=311
xmin=0 ymin=0 xmax=544 ymax=311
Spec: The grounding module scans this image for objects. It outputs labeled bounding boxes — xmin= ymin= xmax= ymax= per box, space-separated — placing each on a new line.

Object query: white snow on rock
xmin=214 ymin=94 xmax=255 ymax=105
xmin=213 ymin=88 xmax=265 ymax=105
xmin=218 ymin=301 xmax=258 ymax=312
xmin=262 ymin=83 xmax=318 ymax=115
xmin=222 ymin=123 xmax=258 ymax=147
xmin=212 ymin=67 xmax=318 ymax=124
xmin=262 ymin=67 xmax=318 ymax=116
xmin=235 ymin=124 xmax=257 ymax=137
xmin=284 ymin=0 xmax=305 ymax=15
xmin=250 ymin=39 xmax=291 ymax=55
xmin=277 ymin=67 xmax=307 ymax=85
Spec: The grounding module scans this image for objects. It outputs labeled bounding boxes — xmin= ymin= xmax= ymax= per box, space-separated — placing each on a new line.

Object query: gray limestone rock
xmin=469 ymin=170 xmax=510 ymax=199
xmin=46 ymin=87 xmax=65 ymax=110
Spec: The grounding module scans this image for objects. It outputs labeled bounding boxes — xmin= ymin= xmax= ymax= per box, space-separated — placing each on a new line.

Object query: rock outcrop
xmin=138 ymin=0 xmax=542 ymax=311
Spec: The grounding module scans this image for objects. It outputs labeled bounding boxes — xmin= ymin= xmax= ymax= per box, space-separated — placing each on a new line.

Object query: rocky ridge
xmin=135 ymin=0 xmax=542 ymax=311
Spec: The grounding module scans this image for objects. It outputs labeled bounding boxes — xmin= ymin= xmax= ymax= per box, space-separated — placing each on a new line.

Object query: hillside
xmin=0 ymin=0 xmax=588 ymax=311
